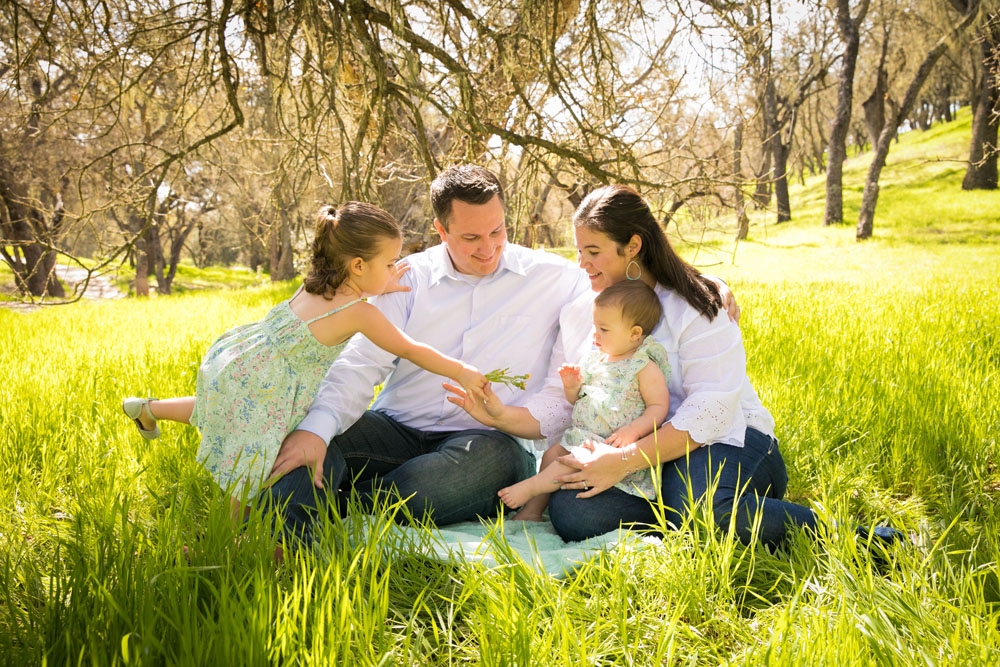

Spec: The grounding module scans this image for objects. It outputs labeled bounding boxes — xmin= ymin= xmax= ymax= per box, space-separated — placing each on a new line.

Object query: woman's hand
xmin=382 ymin=262 xmax=412 ymax=294
xmin=443 ymin=381 xmax=507 ymax=428
xmin=555 ymin=439 xmax=633 ymax=498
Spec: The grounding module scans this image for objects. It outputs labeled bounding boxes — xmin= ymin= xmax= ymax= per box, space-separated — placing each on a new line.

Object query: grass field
xmin=2 ymin=109 xmax=999 ymax=664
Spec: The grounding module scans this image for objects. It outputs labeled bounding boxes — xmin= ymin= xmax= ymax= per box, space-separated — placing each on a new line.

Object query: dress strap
xmin=304 ymin=298 xmax=363 ymax=325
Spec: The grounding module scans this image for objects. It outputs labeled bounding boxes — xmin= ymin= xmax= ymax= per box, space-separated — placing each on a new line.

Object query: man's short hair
xmin=594 ymin=281 xmax=662 ymax=335
xmin=430 ymin=165 xmax=505 ymax=230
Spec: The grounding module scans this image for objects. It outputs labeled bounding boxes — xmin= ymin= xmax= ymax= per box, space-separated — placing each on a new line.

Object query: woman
xmin=449 ymin=185 xmax=901 ymax=548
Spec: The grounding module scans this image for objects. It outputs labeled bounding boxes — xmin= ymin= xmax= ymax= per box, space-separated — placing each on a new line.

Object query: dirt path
xmin=56 ymin=265 xmax=126 ymax=300
xmin=2 ymin=265 xmax=125 ymax=312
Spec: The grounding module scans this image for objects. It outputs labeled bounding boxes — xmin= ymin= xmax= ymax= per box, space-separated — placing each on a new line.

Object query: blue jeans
xmin=261 ymin=410 xmax=536 ymax=544
xmin=549 ymin=428 xmax=819 ymax=547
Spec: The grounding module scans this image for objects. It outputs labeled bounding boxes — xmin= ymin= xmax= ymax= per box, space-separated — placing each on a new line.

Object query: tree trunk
xmin=0 ymin=137 xmax=67 ymax=298
xmin=150 ymin=222 xmax=169 ymax=295
xmin=858 ymin=0 xmax=981 ymax=239
xmin=734 ymin=121 xmax=750 ymax=241
xmin=963 ymin=12 xmax=1000 ymax=190
xmin=269 ymin=208 xmax=295 ymax=281
xmin=250 ymin=29 xmax=297 ymax=283
xmin=162 ymin=216 xmax=198 ymax=293
xmin=826 ymin=0 xmax=868 ymax=225
xmin=754 ymin=77 xmax=778 ymax=208
xmin=133 ymin=232 xmax=151 ymax=297
xmin=773 ymin=138 xmax=792 ymax=222
xmin=862 ymin=68 xmax=888 ymax=149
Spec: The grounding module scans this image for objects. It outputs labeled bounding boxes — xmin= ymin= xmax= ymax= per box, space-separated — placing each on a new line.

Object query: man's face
xmin=434 ymin=194 xmax=507 ymax=276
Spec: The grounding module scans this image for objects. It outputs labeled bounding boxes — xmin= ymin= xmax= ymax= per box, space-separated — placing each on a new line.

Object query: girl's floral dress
xmin=562 ymin=337 xmax=671 ymax=499
xmin=190 ymin=297 xmax=360 ymax=498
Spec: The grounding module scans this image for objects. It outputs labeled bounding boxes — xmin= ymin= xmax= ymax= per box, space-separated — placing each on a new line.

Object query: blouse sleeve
xmin=524 ymin=289 xmax=594 ymax=441
xmin=668 ymin=308 xmax=747 ymax=445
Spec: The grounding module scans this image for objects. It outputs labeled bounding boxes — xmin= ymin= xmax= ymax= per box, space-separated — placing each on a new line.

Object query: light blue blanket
xmin=355 ymin=517 xmax=655 ymax=578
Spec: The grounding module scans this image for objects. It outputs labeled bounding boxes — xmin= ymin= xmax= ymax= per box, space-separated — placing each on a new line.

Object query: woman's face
xmin=575 ymin=225 xmax=629 ymax=293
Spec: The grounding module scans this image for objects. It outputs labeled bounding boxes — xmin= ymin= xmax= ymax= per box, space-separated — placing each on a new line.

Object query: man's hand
xmin=268 ymin=430 xmax=328 ymax=488
xmin=443 ymin=381 xmax=505 ymax=428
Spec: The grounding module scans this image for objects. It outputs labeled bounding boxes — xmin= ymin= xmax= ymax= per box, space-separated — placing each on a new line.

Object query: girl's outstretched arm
xmin=352 ymin=301 xmax=489 ymax=401
xmin=605 ymin=360 xmax=669 ymax=448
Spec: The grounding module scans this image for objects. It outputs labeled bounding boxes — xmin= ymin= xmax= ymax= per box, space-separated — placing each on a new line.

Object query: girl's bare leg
xmin=141 ymin=397 xmax=195 ymax=429
xmin=500 ymin=445 xmax=572 ymax=521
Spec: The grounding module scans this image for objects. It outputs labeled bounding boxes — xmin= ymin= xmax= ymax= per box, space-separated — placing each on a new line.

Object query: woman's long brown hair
xmin=574 ymin=185 xmax=722 ymax=319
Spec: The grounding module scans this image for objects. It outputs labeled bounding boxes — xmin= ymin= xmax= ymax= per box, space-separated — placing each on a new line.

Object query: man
xmin=264 ymin=165 xmax=590 ymax=543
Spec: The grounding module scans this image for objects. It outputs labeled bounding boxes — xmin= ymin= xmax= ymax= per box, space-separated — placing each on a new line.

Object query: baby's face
xmin=592 ymin=304 xmax=640 ymax=357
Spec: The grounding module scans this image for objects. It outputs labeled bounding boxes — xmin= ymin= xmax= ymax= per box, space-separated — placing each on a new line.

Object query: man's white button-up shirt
xmin=296 ymin=242 xmax=590 ymax=444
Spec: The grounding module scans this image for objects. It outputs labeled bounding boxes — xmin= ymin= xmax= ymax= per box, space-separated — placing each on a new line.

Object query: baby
xmin=499 ymin=280 xmax=670 ymax=521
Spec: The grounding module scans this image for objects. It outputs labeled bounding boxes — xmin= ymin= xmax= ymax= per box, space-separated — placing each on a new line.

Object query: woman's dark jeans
xmin=549 ymin=427 xmax=859 ymax=548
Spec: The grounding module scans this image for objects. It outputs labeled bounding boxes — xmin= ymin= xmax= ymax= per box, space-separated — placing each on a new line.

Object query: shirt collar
xmin=427 ymin=243 xmax=527 ymax=286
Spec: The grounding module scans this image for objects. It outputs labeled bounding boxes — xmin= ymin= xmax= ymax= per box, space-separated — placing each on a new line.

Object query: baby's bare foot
xmin=498 ymin=475 xmax=556 ymax=509
xmin=498 ymin=480 xmax=534 ymax=509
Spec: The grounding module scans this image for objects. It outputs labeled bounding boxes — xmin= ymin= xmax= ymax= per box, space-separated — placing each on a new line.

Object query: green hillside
xmin=685 ymin=106 xmax=1000 ymax=286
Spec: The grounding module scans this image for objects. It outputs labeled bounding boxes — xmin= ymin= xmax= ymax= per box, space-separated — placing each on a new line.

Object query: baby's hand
xmin=605 ymin=426 xmax=642 ymax=449
xmin=558 ymin=364 xmax=582 ymax=389
xmin=381 ymin=262 xmax=412 ymax=294
xmin=456 ymin=364 xmax=490 ymax=403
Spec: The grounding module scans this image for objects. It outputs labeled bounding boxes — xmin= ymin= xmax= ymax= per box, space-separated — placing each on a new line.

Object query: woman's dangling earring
xmin=626 ymin=260 xmax=642 ymax=281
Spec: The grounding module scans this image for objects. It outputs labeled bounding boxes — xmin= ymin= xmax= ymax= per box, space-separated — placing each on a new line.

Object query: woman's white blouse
xmin=528 ymin=283 xmax=775 ymax=448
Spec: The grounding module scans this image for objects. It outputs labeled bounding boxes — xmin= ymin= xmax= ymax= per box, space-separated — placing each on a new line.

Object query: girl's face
xmin=357 ymin=236 xmax=404 ymax=296
xmin=592 ymin=303 xmax=642 ymax=357
xmin=575 ymin=226 xmax=635 ymax=293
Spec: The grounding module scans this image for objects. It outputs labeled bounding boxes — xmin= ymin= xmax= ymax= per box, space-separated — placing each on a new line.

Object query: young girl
xmin=123 ymin=202 xmax=489 ymax=507
xmin=498 ymin=280 xmax=670 ymax=521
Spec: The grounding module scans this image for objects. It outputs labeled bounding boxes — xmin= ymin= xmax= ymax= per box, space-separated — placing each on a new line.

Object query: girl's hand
xmin=382 ymin=263 xmax=412 ymax=294
xmin=456 ymin=364 xmax=489 ymax=403
xmin=444 ymin=381 xmax=507 ymax=428
xmin=554 ymin=439 xmax=631 ymax=498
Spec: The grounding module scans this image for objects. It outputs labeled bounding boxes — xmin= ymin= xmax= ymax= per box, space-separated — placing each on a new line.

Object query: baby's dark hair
xmin=594 ymin=281 xmax=662 ymax=336
xmin=303 ymin=202 xmax=401 ymax=298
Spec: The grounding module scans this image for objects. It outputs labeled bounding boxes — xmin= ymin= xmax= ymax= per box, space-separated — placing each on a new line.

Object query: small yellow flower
xmin=485 ymin=368 xmax=531 ymax=391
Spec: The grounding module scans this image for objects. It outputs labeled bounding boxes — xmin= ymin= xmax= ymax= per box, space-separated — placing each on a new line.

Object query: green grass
xmin=110 ymin=263 xmax=268 ymax=295
xmin=3 ymin=110 xmax=1000 ymax=663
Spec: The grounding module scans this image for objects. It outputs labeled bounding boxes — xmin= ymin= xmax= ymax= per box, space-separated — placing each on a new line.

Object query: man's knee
xmin=445 ymin=430 xmax=533 ymax=483
xmin=258 ymin=466 xmax=328 ymax=543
